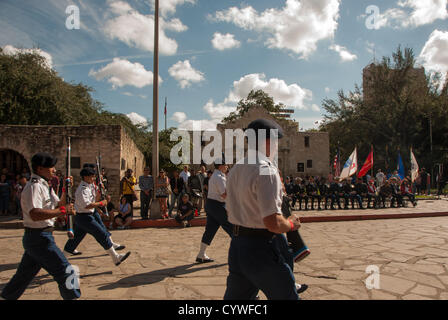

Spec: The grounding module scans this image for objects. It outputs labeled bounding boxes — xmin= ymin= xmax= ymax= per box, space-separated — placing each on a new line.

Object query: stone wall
xmin=217 ymin=107 xmax=330 ymax=178
xmin=0 ymin=125 xmax=145 ymax=202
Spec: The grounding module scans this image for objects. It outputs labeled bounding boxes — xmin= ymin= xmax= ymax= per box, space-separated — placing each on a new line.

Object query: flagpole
xmin=164 ymin=97 xmax=167 ymax=131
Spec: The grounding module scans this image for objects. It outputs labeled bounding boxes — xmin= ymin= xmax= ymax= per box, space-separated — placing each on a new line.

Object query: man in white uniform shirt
xmin=224 ymin=119 xmax=301 ymax=300
xmin=64 ymin=167 xmax=130 ymax=266
xmin=1 ymin=153 xmax=80 ymax=300
xmin=195 ymin=158 xmax=233 ymax=263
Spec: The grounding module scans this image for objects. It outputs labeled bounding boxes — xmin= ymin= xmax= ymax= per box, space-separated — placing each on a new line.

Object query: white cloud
xmin=104 ymin=2 xmax=188 ymax=55
xmin=325 ymin=87 xmax=331 ymax=93
xmin=374 ymin=0 xmax=448 ymax=29
xmin=211 ymin=32 xmax=241 ymax=51
xmin=418 ymin=29 xmax=448 ymax=86
xmin=212 ymin=0 xmax=340 ymax=58
xmin=2 ymin=45 xmax=53 ymax=69
xmin=149 ymin=0 xmax=196 ymax=17
xmin=127 ymin=112 xmax=148 ymax=126
xmin=228 ymin=73 xmax=314 ymax=110
xmin=168 ymin=60 xmax=205 ymax=89
xmin=89 ymin=58 xmax=160 ymax=89
xmin=329 ymin=44 xmax=357 ymax=62
xmin=173 ymin=73 xmax=316 ymax=130
xmin=171 ymin=112 xmax=187 ymax=123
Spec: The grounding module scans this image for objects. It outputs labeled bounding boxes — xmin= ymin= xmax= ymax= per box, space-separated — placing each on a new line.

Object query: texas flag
xmin=340 ymin=148 xmax=358 ymax=179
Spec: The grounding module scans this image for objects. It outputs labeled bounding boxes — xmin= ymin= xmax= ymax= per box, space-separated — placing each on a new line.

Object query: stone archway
xmin=0 ymin=149 xmax=30 ymax=179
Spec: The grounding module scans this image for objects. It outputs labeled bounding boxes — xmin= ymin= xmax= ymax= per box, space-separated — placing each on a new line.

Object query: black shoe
xmin=64 ymin=250 xmax=82 ymax=256
xmin=115 ymin=245 xmax=126 ymax=251
xmin=297 ymin=284 xmax=309 ymax=294
xmin=115 ymin=252 xmax=131 ymax=266
xmin=196 ymin=257 xmax=214 ymax=264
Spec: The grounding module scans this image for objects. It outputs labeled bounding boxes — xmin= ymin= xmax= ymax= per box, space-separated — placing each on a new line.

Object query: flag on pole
xmin=358 ymin=147 xmax=374 ymax=178
xmin=340 ymin=148 xmax=358 ymax=179
xmin=333 ymin=148 xmax=341 ymax=177
xmin=410 ymin=148 xmax=419 ymax=182
xmin=397 ymin=152 xmax=405 ymax=180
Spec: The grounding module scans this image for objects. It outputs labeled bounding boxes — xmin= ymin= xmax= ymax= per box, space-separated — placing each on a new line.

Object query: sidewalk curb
xmin=1 ymin=211 xmax=448 ymax=230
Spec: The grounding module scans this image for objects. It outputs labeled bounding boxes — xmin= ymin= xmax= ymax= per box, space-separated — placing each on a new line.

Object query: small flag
xmin=397 ymin=152 xmax=405 ymax=180
xmin=358 ymin=147 xmax=374 ymax=178
xmin=333 ymin=148 xmax=341 ymax=177
xmin=410 ymin=148 xmax=419 ymax=182
xmin=340 ymin=148 xmax=358 ymax=179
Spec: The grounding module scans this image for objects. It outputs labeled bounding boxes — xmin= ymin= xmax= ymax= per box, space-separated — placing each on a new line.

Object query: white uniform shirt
xmin=207 ymin=170 xmax=227 ymax=203
xmin=226 ymin=153 xmax=283 ymax=229
xmin=180 ymin=170 xmax=191 ymax=185
xmin=75 ymin=181 xmax=96 ymax=213
xmin=21 ymin=174 xmax=60 ymax=228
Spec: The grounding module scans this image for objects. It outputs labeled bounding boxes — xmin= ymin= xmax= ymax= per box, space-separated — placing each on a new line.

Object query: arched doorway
xmin=0 ymin=149 xmax=30 ymax=180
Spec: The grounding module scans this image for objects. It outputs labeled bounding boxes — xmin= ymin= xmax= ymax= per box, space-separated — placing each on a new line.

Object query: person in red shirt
xmin=400 ymin=178 xmax=417 ymax=207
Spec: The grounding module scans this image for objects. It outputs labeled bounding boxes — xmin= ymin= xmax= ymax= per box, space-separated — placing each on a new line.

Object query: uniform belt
xmin=233 ymin=225 xmax=276 ymax=239
xmin=24 ymin=227 xmax=54 ymax=233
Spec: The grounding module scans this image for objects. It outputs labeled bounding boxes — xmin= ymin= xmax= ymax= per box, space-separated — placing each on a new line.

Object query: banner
xmin=410 ymin=148 xmax=419 ymax=182
xmin=358 ymin=147 xmax=373 ymax=178
xmin=397 ymin=152 xmax=405 ymax=180
xmin=333 ymin=148 xmax=341 ymax=177
xmin=340 ymin=148 xmax=358 ymax=179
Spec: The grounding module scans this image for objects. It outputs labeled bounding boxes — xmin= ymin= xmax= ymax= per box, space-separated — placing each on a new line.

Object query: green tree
xmin=320 ymin=46 xmax=448 ymax=173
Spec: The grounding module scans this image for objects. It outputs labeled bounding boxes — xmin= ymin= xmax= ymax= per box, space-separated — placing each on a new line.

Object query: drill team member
xmin=224 ymin=119 xmax=301 ymax=300
xmin=195 ymin=157 xmax=233 ymax=263
xmin=0 ymin=153 xmax=80 ymax=300
xmin=64 ymin=167 xmax=131 ymax=266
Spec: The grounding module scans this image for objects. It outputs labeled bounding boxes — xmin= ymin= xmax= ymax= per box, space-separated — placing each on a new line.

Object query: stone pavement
xmin=1 ymin=216 xmax=448 ymax=300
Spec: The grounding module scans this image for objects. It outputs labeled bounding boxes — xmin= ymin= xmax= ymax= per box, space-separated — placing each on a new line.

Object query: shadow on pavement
xmin=98 ymin=263 xmax=227 ymax=291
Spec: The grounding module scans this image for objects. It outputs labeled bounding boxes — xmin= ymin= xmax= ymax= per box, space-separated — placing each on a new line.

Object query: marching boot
xmin=107 ymin=247 xmax=131 ymax=266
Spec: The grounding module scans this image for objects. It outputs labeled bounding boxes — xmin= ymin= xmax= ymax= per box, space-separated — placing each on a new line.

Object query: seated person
xmin=400 ymin=178 xmax=417 ymax=207
xmin=390 ymin=178 xmax=404 ymax=208
xmin=367 ymin=179 xmax=380 ymax=209
xmin=175 ymin=194 xmax=194 ymax=227
xmin=115 ymin=196 xmax=133 ymax=230
xmin=97 ymin=195 xmax=118 ymax=229
xmin=379 ymin=180 xmax=393 ymax=208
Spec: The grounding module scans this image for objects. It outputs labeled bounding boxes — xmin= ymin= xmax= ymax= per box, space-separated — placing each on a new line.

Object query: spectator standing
xmin=155 ymin=170 xmax=170 ymax=219
xmin=21 ymin=168 xmax=31 ymax=181
xmin=419 ymin=168 xmax=428 ymax=195
xmin=138 ymin=167 xmax=154 ymax=220
xmin=120 ymin=169 xmax=136 ymax=215
xmin=14 ymin=176 xmax=27 ymax=218
xmin=179 ymin=166 xmax=191 ymax=193
xmin=169 ymin=170 xmax=184 ymax=217
xmin=0 ymin=174 xmax=11 ymax=215
xmin=376 ymin=169 xmax=386 ymax=188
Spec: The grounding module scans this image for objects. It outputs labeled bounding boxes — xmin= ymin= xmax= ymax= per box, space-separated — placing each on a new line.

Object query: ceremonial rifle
xmin=96 ymin=154 xmax=109 ymax=218
xmin=66 ymin=137 xmax=74 ymax=239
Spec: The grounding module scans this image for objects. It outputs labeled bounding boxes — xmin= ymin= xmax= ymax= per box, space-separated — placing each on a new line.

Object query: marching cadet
xmin=195 ymin=157 xmax=233 ymax=264
xmin=224 ymin=119 xmax=301 ymax=300
xmin=306 ymin=177 xmax=322 ymax=210
xmin=0 ymin=153 xmax=80 ymax=300
xmin=63 ymin=167 xmax=131 ymax=266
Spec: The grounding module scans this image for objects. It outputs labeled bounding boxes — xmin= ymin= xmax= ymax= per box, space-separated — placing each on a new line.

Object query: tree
xmin=320 ymin=46 xmax=448 ymax=173
xmin=222 ymin=89 xmax=288 ymax=123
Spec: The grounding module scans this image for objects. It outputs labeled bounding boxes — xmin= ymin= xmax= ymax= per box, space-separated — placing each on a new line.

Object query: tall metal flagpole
xmin=150 ymin=0 xmax=160 ymax=218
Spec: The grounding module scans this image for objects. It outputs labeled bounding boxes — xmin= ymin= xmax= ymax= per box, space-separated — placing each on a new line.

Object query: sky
xmin=1 ymin=0 xmax=448 ymax=131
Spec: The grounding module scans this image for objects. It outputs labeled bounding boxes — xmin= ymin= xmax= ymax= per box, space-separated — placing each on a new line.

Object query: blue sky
xmin=1 ymin=0 xmax=447 ymax=130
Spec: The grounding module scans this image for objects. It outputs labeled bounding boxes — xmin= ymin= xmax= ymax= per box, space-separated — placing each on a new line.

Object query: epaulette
xmin=31 ymin=178 xmax=39 ymax=183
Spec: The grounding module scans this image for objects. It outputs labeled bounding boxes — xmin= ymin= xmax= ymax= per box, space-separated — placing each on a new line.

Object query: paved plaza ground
xmin=1 ymin=199 xmax=448 ymax=300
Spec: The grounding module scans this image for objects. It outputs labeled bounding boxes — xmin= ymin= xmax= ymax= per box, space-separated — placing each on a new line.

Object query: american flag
xmin=333 ymin=148 xmax=341 ymax=177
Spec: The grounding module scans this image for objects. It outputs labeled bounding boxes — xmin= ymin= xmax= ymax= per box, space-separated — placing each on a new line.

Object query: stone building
xmin=217 ymin=107 xmax=330 ymax=178
xmin=0 ymin=125 xmax=145 ymax=201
